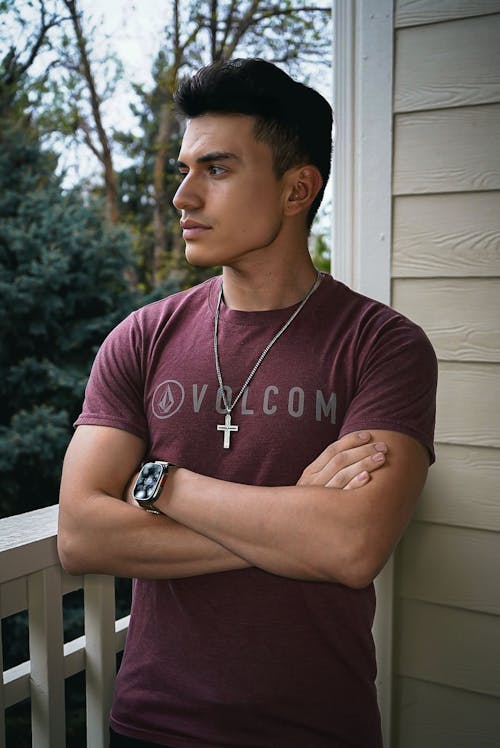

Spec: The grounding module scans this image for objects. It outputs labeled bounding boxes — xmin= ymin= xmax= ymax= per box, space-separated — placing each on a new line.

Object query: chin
xmin=185 ymin=249 xmax=212 ymax=268
xmin=185 ymin=244 xmax=226 ymax=268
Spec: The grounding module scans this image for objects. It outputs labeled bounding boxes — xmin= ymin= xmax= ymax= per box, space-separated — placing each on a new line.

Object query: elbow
xmin=341 ymin=549 xmax=390 ymax=590
xmin=57 ymin=532 xmax=82 ymax=576
xmin=316 ymin=537 xmax=386 ymax=590
xmin=340 ymin=563 xmax=379 ymax=590
xmin=57 ymin=527 xmax=94 ymax=576
xmin=320 ymin=562 xmax=377 ymax=590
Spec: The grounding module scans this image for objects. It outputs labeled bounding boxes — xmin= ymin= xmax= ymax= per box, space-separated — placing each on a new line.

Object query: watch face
xmin=133 ymin=462 xmax=166 ymax=502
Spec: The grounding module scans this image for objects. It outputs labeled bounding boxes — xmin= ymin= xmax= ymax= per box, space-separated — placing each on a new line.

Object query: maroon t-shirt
xmin=76 ymin=273 xmax=437 ymax=747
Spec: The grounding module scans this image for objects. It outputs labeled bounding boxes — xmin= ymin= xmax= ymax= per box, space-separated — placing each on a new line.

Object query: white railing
xmin=0 ymin=505 xmax=129 ymax=748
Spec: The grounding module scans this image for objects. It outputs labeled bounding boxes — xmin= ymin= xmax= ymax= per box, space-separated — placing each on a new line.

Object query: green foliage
xmin=310 ymin=232 xmax=331 ymax=273
xmin=0 ymin=69 xmax=138 ymax=517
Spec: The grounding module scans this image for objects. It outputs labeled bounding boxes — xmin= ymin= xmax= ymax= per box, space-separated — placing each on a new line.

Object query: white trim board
xmin=332 ymin=0 xmax=393 ymax=304
xmin=332 ymin=2 xmax=395 ymax=745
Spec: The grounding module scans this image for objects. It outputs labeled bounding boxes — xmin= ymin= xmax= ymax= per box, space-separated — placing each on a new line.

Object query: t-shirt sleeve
xmin=339 ymin=315 xmax=438 ymax=464
xmin=74 ymin=312 xmax=149 ymax=443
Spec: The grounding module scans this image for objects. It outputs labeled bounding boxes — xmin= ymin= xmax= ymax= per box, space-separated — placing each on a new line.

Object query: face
xmin=173 ymin=114 xmax=289 ymax=269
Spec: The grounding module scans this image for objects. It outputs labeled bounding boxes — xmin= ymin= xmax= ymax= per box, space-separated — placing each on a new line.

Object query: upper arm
xmin=57 ymin=425 xmax=147 ymax=573
xmin=345 ymin=428 xmax=429 ymax=586
xmin=59 ymin=425 xmax=146 ymax=507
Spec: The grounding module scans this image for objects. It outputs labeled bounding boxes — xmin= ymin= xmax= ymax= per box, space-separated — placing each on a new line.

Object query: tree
xmin=0 ymin=56 xmax=137 ymax=517
xmin=0 ymin=0 xmax=68 ymax=122
xmin=59 ymin=0 xmax=121 ymax=225
xmin=0 ymin=0 xmax=61 ymax=78
xmin=1 ymin=0 xmax=125 ymax=224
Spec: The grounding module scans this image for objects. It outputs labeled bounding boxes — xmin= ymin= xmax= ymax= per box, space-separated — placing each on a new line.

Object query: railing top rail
xmin=0 ymin=504 xmax=59 ymax=585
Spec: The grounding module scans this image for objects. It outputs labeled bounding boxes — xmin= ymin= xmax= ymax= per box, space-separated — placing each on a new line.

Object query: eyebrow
xmin=176 ymin=151 xmax=241 ymax=169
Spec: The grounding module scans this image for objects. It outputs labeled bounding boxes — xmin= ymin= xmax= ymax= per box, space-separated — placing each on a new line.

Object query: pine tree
xmin=0 ymin=60 xmax=137 ymax=517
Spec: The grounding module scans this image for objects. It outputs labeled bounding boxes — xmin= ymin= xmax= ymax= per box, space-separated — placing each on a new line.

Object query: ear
xmin=284 ymin=166 xmax=323 ymax=218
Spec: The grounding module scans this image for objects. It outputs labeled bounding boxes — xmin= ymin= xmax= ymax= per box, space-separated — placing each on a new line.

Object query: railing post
xmin=84 ymin=574 xmax=116 ymax=748
xmin=28 ymin=566 xmax=65 ymax=748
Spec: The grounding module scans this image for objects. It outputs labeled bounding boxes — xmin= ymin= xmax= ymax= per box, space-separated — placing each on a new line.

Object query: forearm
xmin=154 ymin=432 xmax=427 ymax=587
xmin=156 ymin=469 xmax=365 ymax=585
xmin=58 ymin=425 xmax=250 ymax=579
xmin=57 ymin=491 xmax=249 ymax=579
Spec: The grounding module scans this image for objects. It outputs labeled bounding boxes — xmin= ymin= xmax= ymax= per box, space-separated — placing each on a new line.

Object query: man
xmin=58 ymin=59 xmax=437 ymax=747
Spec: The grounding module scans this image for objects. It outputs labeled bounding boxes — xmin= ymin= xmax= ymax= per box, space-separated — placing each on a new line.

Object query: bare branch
xmin=221 ymin=0 xmax=262 ymax=59
xmin=6 ymin=0 xmax=67 ymax=81
xmin=210 ymin=0 xmax=218 ymax=61
xmin=78 ymin=116 xmax=102 ymax=162
xmin=61 ymin=0 xmax=119 ymax=223
xmin=217 ymin=0 xmax=239 ymax=59
xmin=252 ymin=6 xmax=330 ymax=24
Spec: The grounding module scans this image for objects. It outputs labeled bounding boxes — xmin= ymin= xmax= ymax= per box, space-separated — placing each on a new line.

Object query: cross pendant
xmin=217 ymin=412 xmax=239 ymax=449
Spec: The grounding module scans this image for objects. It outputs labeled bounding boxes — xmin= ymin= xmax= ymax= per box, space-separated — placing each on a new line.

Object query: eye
xmin=208 ymin=165 xmax=227 ymax=176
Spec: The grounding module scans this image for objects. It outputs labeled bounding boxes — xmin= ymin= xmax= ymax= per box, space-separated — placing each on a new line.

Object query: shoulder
xmin=325 ymin=275 xmax=411 ymax=326
xmin=318 ymin=275 xmax=437 ymax=388
xmin=107 ymin=276 xmax=220 ymax=349
xmin=325 ymin=275 xmax=434 ymax=353
xmin=132 ymin=275 xmax=219 ymax=330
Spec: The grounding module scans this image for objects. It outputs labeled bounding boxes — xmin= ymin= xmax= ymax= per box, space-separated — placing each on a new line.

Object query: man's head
xmin=174 ymin=58 xmax=332 ymax=230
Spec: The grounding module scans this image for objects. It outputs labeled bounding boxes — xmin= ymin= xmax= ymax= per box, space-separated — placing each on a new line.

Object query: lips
xmin=180 ymin=218 xmax=211 ymax=240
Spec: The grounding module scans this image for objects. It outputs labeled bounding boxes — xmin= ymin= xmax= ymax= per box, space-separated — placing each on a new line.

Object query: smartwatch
xmin=133 ymin=461 xmax=173 ymax=513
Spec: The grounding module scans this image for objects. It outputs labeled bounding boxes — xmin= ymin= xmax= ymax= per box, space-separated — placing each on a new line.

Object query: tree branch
xmin=217 ymin=0 xmax=239 ymax=59
xmin=62 ymin=0 xmax=119 ymax=223
xmin=8 ymin=0 xmax=67 ymax=81
xmin=78 ymin=116 xmax=102 ymax=162
xmin=222 ymin=0 xmax=262 ymax=60
xmin=252 ymin=6 xmax=330 ymax=23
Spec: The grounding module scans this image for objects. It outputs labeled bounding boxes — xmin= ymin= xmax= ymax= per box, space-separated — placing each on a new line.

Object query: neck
xmin=221 ymin=257 xmax=319 ymax=312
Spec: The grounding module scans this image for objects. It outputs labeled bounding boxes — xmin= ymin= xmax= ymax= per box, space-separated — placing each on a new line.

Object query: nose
xmin=173 ymin=173 xmax=203 ymax=212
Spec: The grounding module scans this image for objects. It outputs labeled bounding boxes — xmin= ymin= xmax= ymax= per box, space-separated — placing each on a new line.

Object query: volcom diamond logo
xmin=152 ymin=380 xmax=185 ymax=419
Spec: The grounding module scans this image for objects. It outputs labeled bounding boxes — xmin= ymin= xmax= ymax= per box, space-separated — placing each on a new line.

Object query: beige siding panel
xmin=397 ymin=521 xmax=500 ymax=614
xmin=436 ymin=362 xmax=500 ymax=447
xmin=392 ymin=192 xmax=500 ymax=277
xmin=395 ymin=15 xmax=500 ymax=111
xmin=396 ymin=599 xmax=500 ymax=696
xmin=394 ymin=677 xmax=500 ymax=748
xmin=392 ymin=278 xmax=500 ymax=362
xmin=393 ymin=105 xmax=500 ymax=194
xmin=395 ymin=0 xmax=500 ymax=27
xmin=416 ymin=443 xmax=500 ymax=531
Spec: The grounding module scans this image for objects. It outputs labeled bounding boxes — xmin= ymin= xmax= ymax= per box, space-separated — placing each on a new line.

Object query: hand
xmin=297 ymin=431 xmax=387 ymax=490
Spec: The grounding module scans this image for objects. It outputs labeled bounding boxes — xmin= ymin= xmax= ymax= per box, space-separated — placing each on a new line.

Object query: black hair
xmin=174 ymin=58 xmax=333 ymax=229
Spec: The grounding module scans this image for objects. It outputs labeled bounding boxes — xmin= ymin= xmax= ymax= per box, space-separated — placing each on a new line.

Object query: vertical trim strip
xmin=332 ymin=0 xmax=393 ymax=302
xmin=332 ymin=0 xmax=355 ymax=286
xmin=332 ymin=2 xmax=395 ymax=745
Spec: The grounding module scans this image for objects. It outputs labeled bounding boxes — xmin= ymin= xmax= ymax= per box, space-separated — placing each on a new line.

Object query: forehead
xmin=179 ymin=113 xmax=272 ymax=164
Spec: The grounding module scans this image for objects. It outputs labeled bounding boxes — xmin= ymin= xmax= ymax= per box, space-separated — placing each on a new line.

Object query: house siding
xmin=391 ymin=3 xmax=500 ymax=746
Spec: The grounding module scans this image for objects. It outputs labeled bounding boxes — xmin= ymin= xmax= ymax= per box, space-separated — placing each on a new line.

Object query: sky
xmin=78 ymin=0 xmax=166 ymax=88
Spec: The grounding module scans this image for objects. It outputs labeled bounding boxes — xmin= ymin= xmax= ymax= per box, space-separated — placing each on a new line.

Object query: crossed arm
xmin=58 ymin=425 xmax=428 ymax=587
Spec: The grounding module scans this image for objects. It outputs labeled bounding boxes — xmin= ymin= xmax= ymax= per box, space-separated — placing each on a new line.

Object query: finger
xmin=344 ymin=470 xmax=371 ymax=490
xmin=306 ymin=432 xmax=373 ymax=472
xmin=324 ymin=448 xmax=387 ymax=489
xmin=305 ymin=441 xmax=387 ymax=487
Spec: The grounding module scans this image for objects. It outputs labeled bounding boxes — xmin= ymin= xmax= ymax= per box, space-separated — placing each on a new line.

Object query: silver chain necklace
xmin=214 ymin=270 xmax=321 ymax=448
